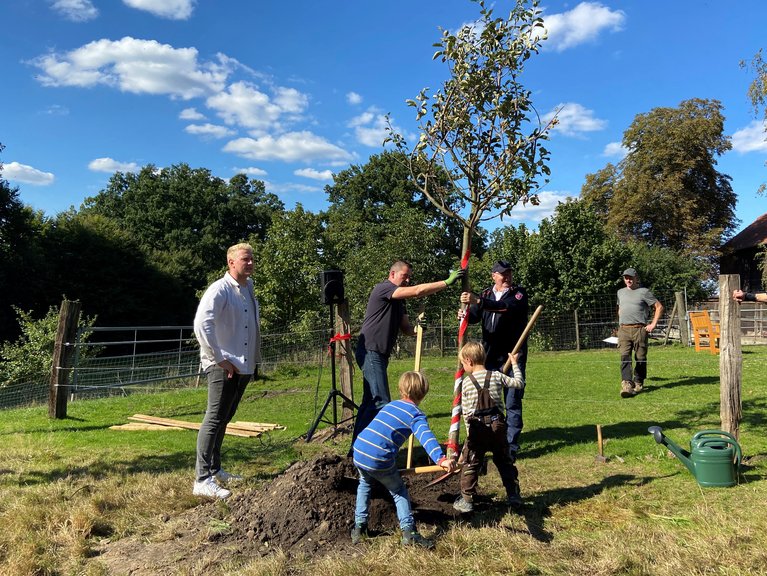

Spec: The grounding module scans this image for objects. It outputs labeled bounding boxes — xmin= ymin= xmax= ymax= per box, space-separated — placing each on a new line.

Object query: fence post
xmin=719 ymin=275 xmax=742 ymax=439
xmin=334 ymin=299 xmax=354 ymax=422
xmin=48 ymin=299 xmax=81 ymax=419
xmin=675 ymin=291 xmax=689 ymax=347
xmin=574 ymin=309 xmax=580 ymax=352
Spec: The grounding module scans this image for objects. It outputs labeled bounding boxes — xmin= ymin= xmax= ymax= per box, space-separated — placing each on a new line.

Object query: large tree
xmin=83 ymin=164 xmax=284 ymax=293
xmin=581 ymin=98 xmax=737 ymax=268
xmin=0 ymin=144 xmax=47 ymax=342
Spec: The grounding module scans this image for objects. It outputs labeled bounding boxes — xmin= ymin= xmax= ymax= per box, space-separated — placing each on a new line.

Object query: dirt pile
xmin=94 ymin=452 xmax=465 ymax=574
xmin=225 ymin=452 xmax=461 ymax=556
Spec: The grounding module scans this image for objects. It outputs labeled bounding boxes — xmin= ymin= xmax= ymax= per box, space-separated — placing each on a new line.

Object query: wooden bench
xmin=689 ymin=310 xmax=720 ymax=354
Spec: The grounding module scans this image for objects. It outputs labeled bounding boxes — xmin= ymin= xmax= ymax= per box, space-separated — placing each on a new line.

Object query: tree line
xmin=2 ymin=95 xmax=736 ymax=355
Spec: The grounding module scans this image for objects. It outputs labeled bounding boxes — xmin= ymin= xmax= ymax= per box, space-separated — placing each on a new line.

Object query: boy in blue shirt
xmin=351 ymin=370 xmax=454 ymax=548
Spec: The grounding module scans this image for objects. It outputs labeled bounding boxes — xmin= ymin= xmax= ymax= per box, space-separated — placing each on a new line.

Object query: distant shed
xmin=720 ymin=212 xmax=767 ymax=291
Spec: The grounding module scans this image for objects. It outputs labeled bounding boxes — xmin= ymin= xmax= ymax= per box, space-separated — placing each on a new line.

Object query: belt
xmin=620 ymin=323 xmax=645 ymax=327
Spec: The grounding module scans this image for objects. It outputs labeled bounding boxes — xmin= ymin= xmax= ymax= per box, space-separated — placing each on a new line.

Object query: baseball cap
xmin=492 ymin=261 xmax=512 ymax=274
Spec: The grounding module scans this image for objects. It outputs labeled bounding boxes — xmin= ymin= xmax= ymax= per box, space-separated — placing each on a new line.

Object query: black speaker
xmin=319 ymin=269 xmax=345 ymax=305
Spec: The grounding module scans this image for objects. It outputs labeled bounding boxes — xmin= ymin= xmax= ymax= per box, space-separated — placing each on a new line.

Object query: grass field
xmin=2 ymin=344 xmax=767 ymax=575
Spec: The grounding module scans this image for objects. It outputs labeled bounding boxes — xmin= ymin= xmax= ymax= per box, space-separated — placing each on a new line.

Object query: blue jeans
xmin=354 ymin=466 xmax=414 ymax=530
xmin=195 ymin=366 xmax=251 ymax=482
xmin=351 ymin=343 xmax=391 ymax=441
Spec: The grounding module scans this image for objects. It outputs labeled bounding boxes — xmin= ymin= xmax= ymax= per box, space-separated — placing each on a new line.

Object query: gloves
xmin=444 ymin=268 xmax=466 ymax=286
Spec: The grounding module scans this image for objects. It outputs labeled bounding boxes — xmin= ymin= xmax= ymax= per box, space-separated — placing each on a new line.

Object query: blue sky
xmin=2 ymin=0 xmax=766 ymax=235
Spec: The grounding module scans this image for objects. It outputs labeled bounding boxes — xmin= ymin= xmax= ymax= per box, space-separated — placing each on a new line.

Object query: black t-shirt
xmin=359 ymin=280 xmax=406 ymax=356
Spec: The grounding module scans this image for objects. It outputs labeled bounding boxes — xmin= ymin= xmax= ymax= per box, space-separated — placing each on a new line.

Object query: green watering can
xmin=648 ymin=426 xmax=742 ymax=487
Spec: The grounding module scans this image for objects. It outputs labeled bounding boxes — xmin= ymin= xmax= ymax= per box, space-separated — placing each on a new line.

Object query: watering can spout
xmin=647 ymin=426 xmax=696 ymax=476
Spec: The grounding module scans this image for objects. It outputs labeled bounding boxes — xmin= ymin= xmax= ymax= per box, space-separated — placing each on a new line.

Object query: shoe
xmin=401 ymin=529 xmax=434 ymax=549
xmin=453 ymin=495 xmax=474 ymax=513
xmin=633 ymin=381 xmax=644 ymax=393
xmin=350 ymin=523 xmax=368 ymax=544
xmin=193 ymin=477 xmax=231 ymax=499
xmin=215 ymin=469 xmax=243 ymax=484
xmin=620 ymin=380 xmax=635 ymax=398
xmin=507 ymin=479 xmax=522 ymax=507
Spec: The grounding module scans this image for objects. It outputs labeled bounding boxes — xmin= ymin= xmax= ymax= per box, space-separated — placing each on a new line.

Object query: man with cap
xmin=617 ymin=267 xmax=663 ymax=398
xmin=460 ymin=261 xmax=529 ymax=462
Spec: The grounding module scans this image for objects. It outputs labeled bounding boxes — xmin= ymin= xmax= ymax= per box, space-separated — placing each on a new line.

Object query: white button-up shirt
xmin=194 ymin=272 xmax=262 ymax=374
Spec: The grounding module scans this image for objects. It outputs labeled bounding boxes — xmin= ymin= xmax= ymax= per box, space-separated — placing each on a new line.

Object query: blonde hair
xmin=459 ymin=341 xmax=486 ymax=366
xmin=398 ymin=371 xmax=429 ymax=403
xmin=227 ymin=242 xmax=254 ymax=261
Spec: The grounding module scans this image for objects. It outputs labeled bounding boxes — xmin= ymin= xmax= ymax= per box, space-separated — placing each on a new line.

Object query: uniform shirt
xmin=194 ymin=272 xmax=262 ymax=374
xmin=459 ymin=367 xmax=525 ymax=424
xmin=353 ymin=399 xmax=444 ymax=472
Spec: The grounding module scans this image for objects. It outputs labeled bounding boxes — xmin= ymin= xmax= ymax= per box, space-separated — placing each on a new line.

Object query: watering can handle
xmin=699 ymin=438 xmax=742 ymax=469
xmin=692 ymin=430 xmax=738 ymax=444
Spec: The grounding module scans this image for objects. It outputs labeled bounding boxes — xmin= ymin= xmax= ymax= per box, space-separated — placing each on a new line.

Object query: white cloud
xmin=603 ymin=141 xmax=628 ymax=158
xmin=207 ymin=81 xmax=308 ymax=134
xmin=3 ymin=162 xmax=55 ymax=185
xmin=265 ymin=181 xmax=322 ymax=195
xmin=731 ymin=120 xmax=767 ymax=153
xmin=184 ymin=123 xmax=234 ymax=139
xmin=503 ymin=191 xmax=573 ymax=223
xmin=42 ymin=104 xmax=69 ymax=116
xmin=540 ymin=2 xmax=625 ymax=52
xmin=348 ymin=107 xmax=392 ymax=147
xmin=51 ymin=0 xmax=98 ymax=21
xmin=122 ymin=0 xmax=194 ymax=20
xmin=31 ymin=37 xmax=231 ymax=99
xmin=179 ymin=107 xmax=205 ymax=120
xmin=544 ymin=102 xmax=607 ymax=136
xmin=346 ymin=91 xmax=363 ymax=105
xmin=294 ymin=168 xmax=333 ymax=181
xmin=223 ymin=132 xmax=352 ymax=163
xmin=88 ymin=157 xmax=140 ymax=173
xmin=232 ymin=166 xmax=268 ymax=177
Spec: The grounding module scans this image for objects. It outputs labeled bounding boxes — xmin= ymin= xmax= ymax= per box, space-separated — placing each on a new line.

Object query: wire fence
xmin=1 ymin=292 xmax=765 ymax=411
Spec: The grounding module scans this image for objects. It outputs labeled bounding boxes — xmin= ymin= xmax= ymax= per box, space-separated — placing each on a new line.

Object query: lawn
xmin=1 ymin=344 xmax=766 ymax=575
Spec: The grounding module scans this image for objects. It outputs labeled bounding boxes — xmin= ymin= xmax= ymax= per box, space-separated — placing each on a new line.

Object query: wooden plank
xmin=228 ymin=421 xmax=285 ymax=431
xmin=111 ymin=422 xmax=184 ymax=431
xmin=128 ymin=414 xmax=258 ymax=437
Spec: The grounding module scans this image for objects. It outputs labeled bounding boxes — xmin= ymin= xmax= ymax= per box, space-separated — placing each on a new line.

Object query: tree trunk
xmin=446 ymin=225 xmax=473 ymax=457
xmin=719 ymin=275 xmax=742 ymax=438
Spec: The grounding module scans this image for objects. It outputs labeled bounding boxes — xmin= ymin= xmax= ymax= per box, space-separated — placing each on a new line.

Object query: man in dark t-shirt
xmin=351 ymin=261 xmax=464 ymax=442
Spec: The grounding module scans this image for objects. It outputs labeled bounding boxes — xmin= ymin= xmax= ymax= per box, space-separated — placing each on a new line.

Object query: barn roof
xmin=723 ymin=212 xmax=767 ymax=251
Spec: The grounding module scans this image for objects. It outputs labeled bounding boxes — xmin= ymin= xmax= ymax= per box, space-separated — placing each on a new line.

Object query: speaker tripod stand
xmin=305 ymin=302 xmax=358 ymax=441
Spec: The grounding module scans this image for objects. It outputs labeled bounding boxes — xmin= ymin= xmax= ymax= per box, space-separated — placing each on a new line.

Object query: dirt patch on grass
xmin=93 ymin=452 xmax=480 ymax=574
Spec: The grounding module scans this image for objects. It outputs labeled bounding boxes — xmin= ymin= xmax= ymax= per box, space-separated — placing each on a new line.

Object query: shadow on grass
xmin=438 ymin=472 xmax=665 ymax=543
xmin=5 ymin=437 xmax=299 ymax=487
xmin=520 ymin=419 xmax=688 ymax=461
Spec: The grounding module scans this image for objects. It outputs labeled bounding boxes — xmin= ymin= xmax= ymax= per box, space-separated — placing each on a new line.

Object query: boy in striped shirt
xmin=453 ymin=341 xmax=525 ymax=513
xmin=351 ymin=371 xmax=454 ymax=548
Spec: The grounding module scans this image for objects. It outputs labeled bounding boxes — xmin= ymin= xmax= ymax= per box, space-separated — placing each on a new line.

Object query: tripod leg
xmin=305 ymin=390 xmax=335 ymax=442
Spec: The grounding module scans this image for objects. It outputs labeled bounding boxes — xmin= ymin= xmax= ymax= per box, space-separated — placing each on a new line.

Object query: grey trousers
xmin=195 ymin=366 xmax=251 ymax=482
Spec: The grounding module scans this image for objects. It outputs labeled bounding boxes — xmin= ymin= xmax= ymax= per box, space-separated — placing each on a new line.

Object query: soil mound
xmin=225 ymin=451 xmax=460 ymax=556
xmin=94 ymin=452 xmax=465 ymax=574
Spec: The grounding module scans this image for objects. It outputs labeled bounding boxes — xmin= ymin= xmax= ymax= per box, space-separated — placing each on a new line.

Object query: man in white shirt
xmin=192 ymin=243 xmax=262 ymax=498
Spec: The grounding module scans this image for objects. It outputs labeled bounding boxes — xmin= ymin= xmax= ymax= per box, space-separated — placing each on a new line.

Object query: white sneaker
xmin=215 ymin=469 xmax=243 ymax=484
xmin=193 ymin=477 xmax=231 ymax=499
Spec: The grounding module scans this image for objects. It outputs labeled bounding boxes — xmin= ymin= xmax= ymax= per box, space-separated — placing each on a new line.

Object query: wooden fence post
xmin=48 ymin=299 xmax=81 ymax=419
xmin=334 ymin=299 xmax=355 ymax=422
xmin=675 ymin=291 xmax=689 ymax=347
xmin=574 ymin=309 xmax=580 ymax=352
xmin=719 ymin=275 xmax=742 ymax=438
